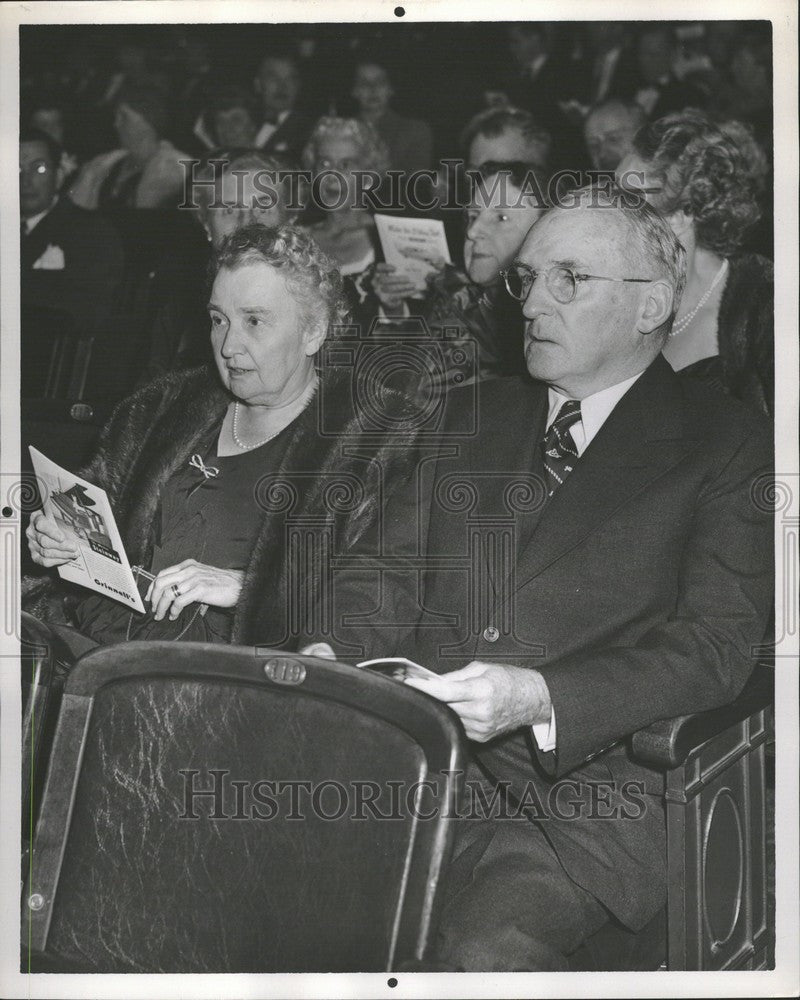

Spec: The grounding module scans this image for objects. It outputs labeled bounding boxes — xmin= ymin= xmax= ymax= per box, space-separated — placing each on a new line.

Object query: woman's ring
xmin=172 ymin=584 xmax=181 ymax=598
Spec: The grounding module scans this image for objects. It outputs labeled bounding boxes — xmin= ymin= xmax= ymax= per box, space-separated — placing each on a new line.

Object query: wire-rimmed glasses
xmin=500 ymin=262 xmax=654 ymax=304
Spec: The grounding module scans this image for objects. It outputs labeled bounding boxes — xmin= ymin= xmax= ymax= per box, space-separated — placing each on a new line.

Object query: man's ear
xmin=637 ymin=279 xmax=673 ymax=335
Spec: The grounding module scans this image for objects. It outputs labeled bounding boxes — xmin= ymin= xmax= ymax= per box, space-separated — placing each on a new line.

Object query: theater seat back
xmin=23 ymin=642 xmax=464 ymax=973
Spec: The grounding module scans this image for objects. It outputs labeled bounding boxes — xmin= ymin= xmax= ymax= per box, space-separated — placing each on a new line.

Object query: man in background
xmin=583 ymin=98 xmax=646 ymax=171
xmin=253 ymin=51 xmax=312 ymax=160
xmin=20 ymin=127 xmax=124 ymax=396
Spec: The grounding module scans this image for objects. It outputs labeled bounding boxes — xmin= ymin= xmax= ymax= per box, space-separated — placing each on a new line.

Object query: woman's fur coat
xmin=24 ymin=365 xmax=426 ymax=649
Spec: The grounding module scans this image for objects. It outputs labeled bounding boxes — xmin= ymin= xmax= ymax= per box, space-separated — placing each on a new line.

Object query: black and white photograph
xmin=1 ymin=1 xmax=797 ymax=996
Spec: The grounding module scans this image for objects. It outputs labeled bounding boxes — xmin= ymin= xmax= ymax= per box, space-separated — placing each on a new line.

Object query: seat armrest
xmin=630 ymin=666 xmax=773 ymax=770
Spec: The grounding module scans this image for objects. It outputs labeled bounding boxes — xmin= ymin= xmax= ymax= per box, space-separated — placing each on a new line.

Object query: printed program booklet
xmin=374 ymin=214 xmax=451 ymax=294
xmin=28 ymin=447 xmax=146 ymax=613
xmin=357 ymin=657 xmax=438 ymax=681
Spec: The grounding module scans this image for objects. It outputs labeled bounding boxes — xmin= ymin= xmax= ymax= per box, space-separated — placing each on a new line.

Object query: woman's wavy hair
xmin=210 ymin=223 xmax=350 ymax=333
xmin=301 ymin=115 xmax=390 ymax=175
xmin=631 ymin=109 xmax=768 ymax=256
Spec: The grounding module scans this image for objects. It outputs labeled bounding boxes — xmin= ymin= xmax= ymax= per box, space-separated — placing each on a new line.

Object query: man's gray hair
xmin=549 ymin=185 xmax=686 ymax=341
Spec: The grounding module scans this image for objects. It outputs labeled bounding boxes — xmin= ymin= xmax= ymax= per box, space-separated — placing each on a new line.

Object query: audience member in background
xmin=173 ymin=34 xmax=213 ymax=143
xmin=431 ymin=108 xmax=551 ymax=270
xmin=461 ymin=107 xmax=553 ymax=170
xmin=633 ymin=25 xmax=706 ymax=118
xmin=568 ymin=22 xmax=638 ymax=109
xmin=20 ymin=127 xmax=124 ymax=396
xmin=351 ymin=60 xmax=433 ymax=175
xmin=25 ymin=92 xmax=66 ymax=146
xmin=141 ymin=148 xmax=299 ymax=382
xmin=583 ymin=98 xmax=646 ymax=172
xmin=486 ymin=24 xmax=587 ymax=170
xmin=300 ymin=116 xmax=389 ymax=289
xmin=618 ymin=110 xmax=773 ymax=415
xmin=23 ymin=92 xmax=79 ymax=183
xmin=709 ymin=28 xmax=772 ymax=152
xmin=25 ymin=225 xmax=422 ymax=660
xmin=371 ymin=162 xmax=547 ymax=385
xmin=69 ymin=84 xmax=189 ymax=209
xmin=253 ymin=51 xmax=311 ymax=159
xmin=495 ymin=23 xmax=561 ymax=116
xmin=198 ymin=85 xmax=259 ymax=150
xmin=99 ymin=43 xmax=170 ymax=107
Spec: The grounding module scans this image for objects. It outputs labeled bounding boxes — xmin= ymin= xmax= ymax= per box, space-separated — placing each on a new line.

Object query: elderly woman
xmin=25 ymin=224 xmax=420 ymax=656
xmin=371 ymin=161 xmax=548 ymax=384
xmin=300 ymin=116 xmax=390 ymax=281
xmin=617 ymin=109 xmax=773 ymax=415
xmin=69 ymin=84 xmax=189 ymax=210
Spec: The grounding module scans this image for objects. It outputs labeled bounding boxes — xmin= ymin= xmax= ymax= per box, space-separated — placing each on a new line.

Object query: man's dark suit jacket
xmin=256 ymin=110 xmax=314 ymax=162
xmin=372 ymin=108 xmax=434 ymax=174
xmin=21 ymin=196 xmax=124 ymax=340
xmin=313 ymin=355 xmax=773 ymax=931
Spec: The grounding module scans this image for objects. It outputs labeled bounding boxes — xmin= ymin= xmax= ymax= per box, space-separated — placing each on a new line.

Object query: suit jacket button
xmin=483 ymin=626 xmax=499 ymax=642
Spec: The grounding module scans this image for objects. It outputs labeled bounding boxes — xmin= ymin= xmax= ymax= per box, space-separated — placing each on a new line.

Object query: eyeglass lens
xmin=505 ymin=265 xmax=576 ymax=303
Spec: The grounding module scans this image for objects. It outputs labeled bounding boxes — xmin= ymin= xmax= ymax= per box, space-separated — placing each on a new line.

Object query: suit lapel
xmin=22 ymin=202 xmax=62 ymax=270
xmin=514 ymin=357 xmax=700 ymax=591
xmin=459 ymin=382 xmax=548 ymax=604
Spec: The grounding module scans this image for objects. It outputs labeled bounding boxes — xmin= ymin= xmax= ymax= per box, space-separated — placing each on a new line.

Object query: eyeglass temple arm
xmin=577 ymin=275 xmax=653 ymax=284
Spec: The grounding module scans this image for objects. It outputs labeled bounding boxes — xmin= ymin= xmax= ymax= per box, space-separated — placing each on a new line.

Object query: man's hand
xmin=146 ymin=559 xmax=243 ymax=620
xmin=404 ymin=661 xmax=552 ymax=742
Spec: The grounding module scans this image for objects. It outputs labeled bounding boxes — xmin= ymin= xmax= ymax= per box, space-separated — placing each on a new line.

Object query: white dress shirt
xmin=593 ymin=46 xmax=623 ymax=102
xmin=532 ymin=369 xmax=646 ymax=752
xmin=22 ymin=197 xmax=58 ymax=236
xmin=254 ymin=109 xmax=292 ymax=149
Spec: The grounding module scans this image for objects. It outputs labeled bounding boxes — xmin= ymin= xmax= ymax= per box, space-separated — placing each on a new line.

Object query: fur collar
xmin=63 ymin=364 xmax=423 ymax=646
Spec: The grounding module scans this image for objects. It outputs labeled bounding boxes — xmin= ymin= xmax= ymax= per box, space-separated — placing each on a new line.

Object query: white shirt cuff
xmin=532 ymin=706 xmax=557 ymax=752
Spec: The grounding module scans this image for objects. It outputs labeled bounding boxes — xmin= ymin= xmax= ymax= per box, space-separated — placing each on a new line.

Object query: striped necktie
xmin=542 ymin=399 xmax=582 ymax=500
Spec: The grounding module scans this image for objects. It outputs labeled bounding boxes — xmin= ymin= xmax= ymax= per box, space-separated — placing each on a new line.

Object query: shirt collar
xmin=547 ymin=369 xmax=645 ymax=450
xmin=23 ymin=196 xmax=58 ymax=235
xmin=527 ymin=54 xmax=549 ymax=77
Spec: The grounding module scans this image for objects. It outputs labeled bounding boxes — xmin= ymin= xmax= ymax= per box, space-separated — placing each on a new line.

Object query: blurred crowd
xmin=20 ymin=20 xmax=774 ymax=437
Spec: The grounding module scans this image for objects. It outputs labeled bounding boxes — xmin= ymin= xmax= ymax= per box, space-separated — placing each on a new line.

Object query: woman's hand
xmin=370 ymin=263 xmax=420 ymax=314
xmin=26 ymin=511 xmax=79 ymax=567
xmin=401 ymin=247 xmax=447 ymax=273
xmin=145 ymin=559 xmax=244 ymax=621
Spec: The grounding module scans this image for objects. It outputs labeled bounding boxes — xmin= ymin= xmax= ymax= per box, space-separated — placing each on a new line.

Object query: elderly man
xmin=303 ymin=187 xmax=773 ymax=970
xmin=583 ymin=98 xmax=646 ymax=171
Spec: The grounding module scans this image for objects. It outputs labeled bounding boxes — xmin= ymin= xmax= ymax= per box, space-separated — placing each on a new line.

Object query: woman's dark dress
xmin=74 ymin=419 xmax=296 ymax=644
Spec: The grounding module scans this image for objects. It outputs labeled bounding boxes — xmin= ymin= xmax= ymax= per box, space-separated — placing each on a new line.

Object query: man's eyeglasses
xmin=500 ymin=262 xmax=654 ymax=305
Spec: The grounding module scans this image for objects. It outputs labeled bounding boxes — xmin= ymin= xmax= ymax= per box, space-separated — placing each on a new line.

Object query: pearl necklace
xmin=232 ymin=402 xmax=282 ymax=450
xmin=669 ymin=259 xmax=729 ymax=337
xmin=231 ymin=377 xmax=318 ymax=450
